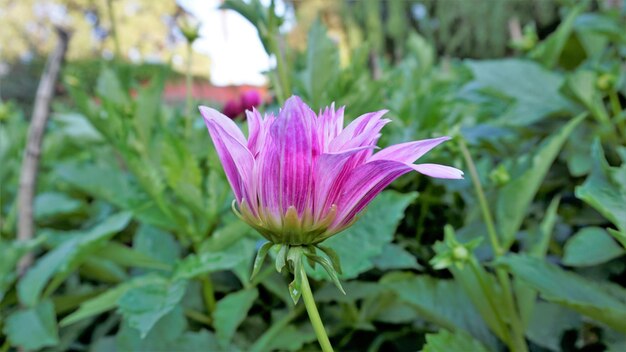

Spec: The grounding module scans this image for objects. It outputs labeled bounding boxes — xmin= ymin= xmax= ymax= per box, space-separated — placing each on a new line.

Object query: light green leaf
xmin=302 ymin=21 xmax=339 ymax=108
xmin=422 ymin=329 xmax=490 ymax=352
xmin=499 ymin=254 xmax=626 ymax=333
xmin=496 ymin=114 xmax=584 ymax=247
xmin=118 ymin=279 xmax=187 ymax=338
xmin=214 ymin=288 xmax=259 ymax=347
xmin=466 ymin=59 xmax=574 ymax=125
xmin=309 ymin=191 xmax=417 ymax=280
xmin=576 ymin=141 xmax=626 ymax=233
xmin=96 ymin=68 xmax=129 ymax=107
xmin=3 ymin=300 xmax=59 ymax=350
xmin=383 ymin=273 xmax=498 ymax=349
xmin=60 ymin=275 xmax=164 ymax=326
xmin=34 ymin=192 xmax=83 ymax=220
xmin=563 ymin=227 xmax=625 ymax=267
xmin=18 ymin=212 xmax=132 ymax=307
xmin=133 ymin=224 xmax=181 ymax=266
xmin=173 ymin=251 xmax=242 ymax=280
xmin=372 ymin=243 xmax=422 ymax=271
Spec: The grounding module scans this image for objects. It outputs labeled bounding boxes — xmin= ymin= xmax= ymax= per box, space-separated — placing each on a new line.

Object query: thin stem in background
xmin=609 ymin=90 xmax=625 ymax=141
xmin=300 ymin=265 xmax=334 ymax=352
xmin=458 ymin=137 xmax=528 ymax=352
xmin=185 ymin=42 xmax=194 ymax=138
xmin=106 ymin=0 xmax=121 ymax=60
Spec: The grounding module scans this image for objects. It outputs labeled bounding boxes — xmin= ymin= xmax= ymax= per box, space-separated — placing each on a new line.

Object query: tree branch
xmin=17 ymin=28 xmax=70 ymax=276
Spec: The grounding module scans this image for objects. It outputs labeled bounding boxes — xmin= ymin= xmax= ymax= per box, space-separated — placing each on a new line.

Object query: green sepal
xmin=287 ymin=247 xmax=303 ymax=304
xmin=275 ymin=244 xmax=287 ymax=273
xmin=305 ymin=245 xmax=318 ymax=269
xmin=304 ymin=252 xmax=345 ymax=295
xmin=318 ymin=245 xmax=343 ymax=275
xmin=250 ymin=241 xmax=274 ymax=280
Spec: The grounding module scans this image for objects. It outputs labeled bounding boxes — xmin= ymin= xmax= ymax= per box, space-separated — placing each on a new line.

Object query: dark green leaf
xmin=118 ymin=279 xmax=187 ymax=338
xmin=466 ymin=59 xmax=574 ymax=125
xmin=563 ymin=227 xmax=624 ymax=266
xmin=499 ymin=254 xmax=626 ymax=333
xmin=214 ymin=288 xmax=259 ymax=347
xmin=576 ymin=141 xmax=626 ymax=233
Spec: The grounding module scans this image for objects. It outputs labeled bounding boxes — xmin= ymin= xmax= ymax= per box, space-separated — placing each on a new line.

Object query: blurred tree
xmin=0 ymin=0 xmax=210 ymax=76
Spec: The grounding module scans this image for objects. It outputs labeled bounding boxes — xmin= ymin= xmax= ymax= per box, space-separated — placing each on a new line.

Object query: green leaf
xmin=133 ymin=71 xmax=165 ymax=144
xmin=96 ymin=242 xmax=171 ymax=270
xmin=34 ymin=192 xmax=83 ymax=220
xmin=422 ymin=329 xmax=490 ymax=352
xmin=214 ymin=288 xmax=259 ymax=347
xmin=173 ymin=251 xmax=242 ymax=280
xmin=576 ymin=141 xmax=626 ymax=233
xmin=3 ymin=300 xmax=59 ymax=350
xmin=251 ymin=241 xmax=273 ymax=280
xmin=498 ymin=254 xmax=626 ymax=333
xmin=525 ymin=301 xmax=581 ymax=351
xmin=496 ymin=114 xmax=584 ymax=247
xmin=563 ymin=227 xmax=625 ymax=267
xmin=372 ymin=243 xmax=422 ymax=271
xmin=18 ymin=212 xmax=132 ymax=307
xmin=302 ymin=20 xmax=339 ymax=108
xmin=96 ymin=68 xmax=129 ymax=107
xmin=134 ymin=224 xmax=181 ymax=266
xmin=0 ymin=237 xmax=44 ymax=301
xmin=383 ymin=273 xmax=498 ymax=349
xmin=116 ymin=306 xmax=222 ymax=351
xmin=309 ymin=191 xmax=417 ymax=280
xmin=55 ymin=162 xmax=173 ymax=230
xmin=60 ymin=275 xmax=164 ymax=326
xmin=466 ymin=59 xmax=574 ymax=125
xmin=118 ymin=279 xmax=187 ymax=338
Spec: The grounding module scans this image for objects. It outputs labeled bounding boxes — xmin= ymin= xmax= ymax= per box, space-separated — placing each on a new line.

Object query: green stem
xmin=185 ymin=42 xmax=194 ymax=138
xmin=106 ymin=0 xmax=121 ymax=60
xmin=458 ymin=137 xmax=528 ymax=352
xmin=201 ymin=275 xmax=216 ymax=315
xmin=300 ymin=265 xmax=334 ymax=352
xmin=458 ymin=138 xmax=503 ymax=256
xmin=609 ymin=90 xmax=625 ymax=141
xmin=267 ymin=34 xmax=290 ymax=104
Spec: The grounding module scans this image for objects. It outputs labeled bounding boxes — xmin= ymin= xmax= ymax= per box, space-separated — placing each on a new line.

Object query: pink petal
xmin=270 ymin=96 xmax=317 ymax=215
xmin=369 ymin=136 xmax=451 ymax=163
xmin=313 ymin=146 xmax=376 ymax=220
xmin=318 ymin=103 xmax=344 ymax=151
xmin=204 ymin=119 xmax=256 ymax=207
xmin=333 ymin=160 xmax=413 ymax=228
xmin=245 ymin=108 xmax=265 ymax=157
xmin=411 ymin=164 xmax=464 ymax=179
xmin=199 ymin=106 xmax=247 ymax=144
xmin=329 ymin=110 xmax=390 ymax=152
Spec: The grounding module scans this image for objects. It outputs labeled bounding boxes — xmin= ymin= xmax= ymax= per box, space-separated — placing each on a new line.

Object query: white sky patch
xmin=178 ymin=0 xmax=286 ymax=87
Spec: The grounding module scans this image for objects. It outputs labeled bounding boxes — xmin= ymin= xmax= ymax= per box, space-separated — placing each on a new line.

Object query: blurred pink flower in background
xmin=221 ymin=89 xmax=263 ymax=119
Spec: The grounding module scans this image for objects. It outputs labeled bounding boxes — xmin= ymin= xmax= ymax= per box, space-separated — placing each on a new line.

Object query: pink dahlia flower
xmin=200 ymin=96 xmax=463 ymax=245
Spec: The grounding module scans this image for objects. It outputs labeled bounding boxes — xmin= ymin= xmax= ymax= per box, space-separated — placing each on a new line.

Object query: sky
xmin=178 ymin=0 xmax=290 ymax=87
